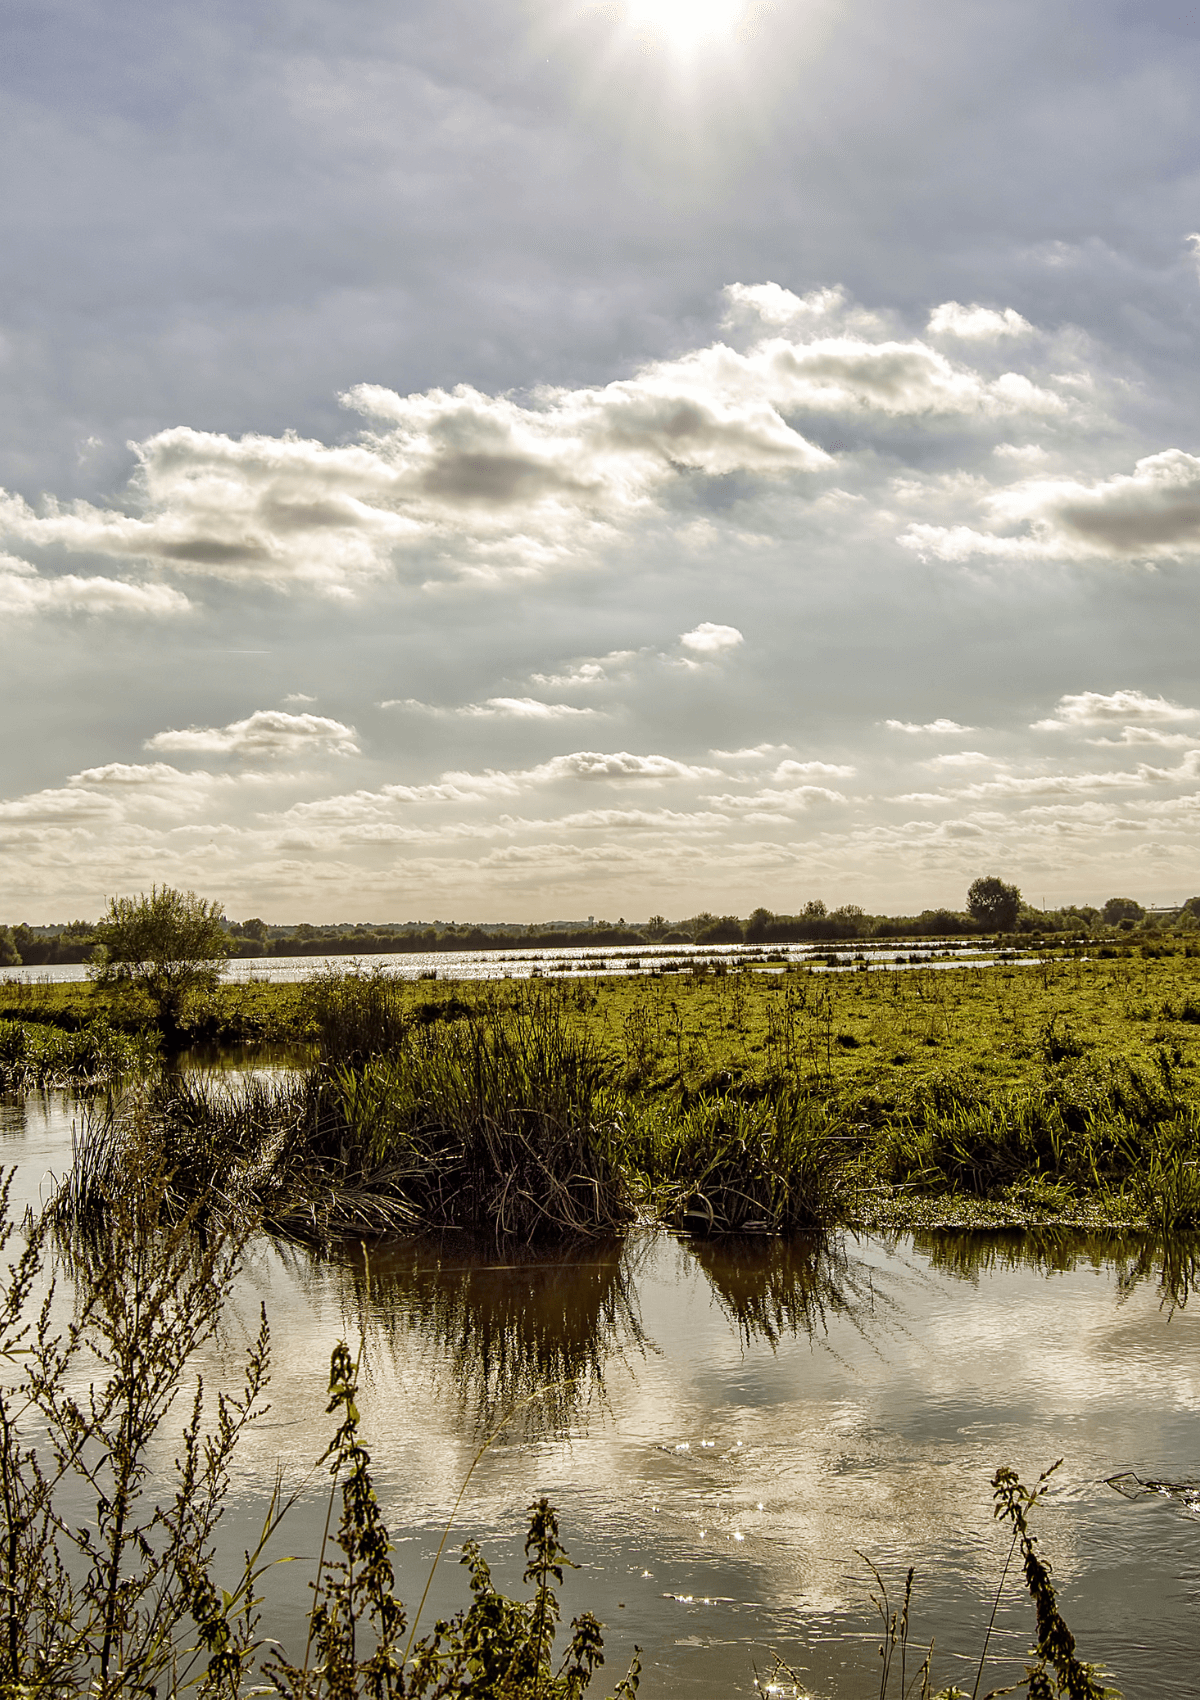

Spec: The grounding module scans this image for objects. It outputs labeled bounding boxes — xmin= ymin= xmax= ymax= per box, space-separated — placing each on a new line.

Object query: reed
xmin=627 ymin=1087 xmax=851 ymax=1233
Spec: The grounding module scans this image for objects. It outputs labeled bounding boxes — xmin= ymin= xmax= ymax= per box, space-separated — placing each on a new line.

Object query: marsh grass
xmin=0 ymin=1017 xmax=154 ymax=1091
xmin=626 ymin=1089 xmax=851 ymax=1232
xmin=51 ymin=986 xmax=636 ymax=1245
xmin=37 ymin=952 xmax=1200 ymax=1242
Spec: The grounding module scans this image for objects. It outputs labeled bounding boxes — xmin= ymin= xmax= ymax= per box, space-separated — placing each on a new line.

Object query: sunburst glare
xmin=619 ymin=0 xmax=759 ymax=53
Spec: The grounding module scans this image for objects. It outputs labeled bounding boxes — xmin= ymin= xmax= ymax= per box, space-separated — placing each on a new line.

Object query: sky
xmin=3 ymin=0 xmax=1200 ymax=924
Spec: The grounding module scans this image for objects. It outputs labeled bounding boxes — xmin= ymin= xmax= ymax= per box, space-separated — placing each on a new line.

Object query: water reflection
xmin=276 ymin=1232 xmax=652 ymax=1435
xmin=908 ymin=1226 xmax=1200 ymax=1312
xmin=682 ymin=1231 xmax=891 ymax=1351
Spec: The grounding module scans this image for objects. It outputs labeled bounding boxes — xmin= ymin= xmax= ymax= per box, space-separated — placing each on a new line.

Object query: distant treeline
xmin=4 ymin=894 xmax=1198 ymax=969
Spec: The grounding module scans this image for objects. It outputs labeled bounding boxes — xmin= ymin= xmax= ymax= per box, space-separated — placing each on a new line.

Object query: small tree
xmin=90 ymin=886 xmax=230 ymax=1040
xmin=966 ymin=875 xmax=1021 ymax=932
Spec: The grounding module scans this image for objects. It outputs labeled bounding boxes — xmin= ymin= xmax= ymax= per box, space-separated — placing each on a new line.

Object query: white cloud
xmin=710 ymin=743 xmax=792 ymax=760
xmin=535 ymin=750 xmax=718 ymax=783
xmin=721 ymin=282 xmax=886 ymax=337
xmin=0 ymin=286 xmax=1071 ymax=597
xmin=953 ymin=755 xmax=1200 ymax=799
xmin=927 ymin=302 xmax=1032 ymax=340
xmin=464 ymin=697 xmax=597 ymax=720
xmin=902 ymin=450 xmax=1200 ymax=563
xmin=283 ymin=692 xmax=317 ymax=704
xmin=772 ymin=758 xmax=856 ymax=779
xmin=1032 ymin=690 xmax=1200 ymax=730
xmin=378 ymin=749 xmax=720 ymax=807
xmin=0 ymin=553 xmax=190 ymax=617
xmin=925 ymin=750 xmax=997 ymax=768
xmin=379 ymin=696 xmax=596 ymax=718
xmin=994 ymin=442 xmax=1048 ymax=462
xmin=679 ymin=621 xmax=744 ymax=655
xmin=146 ymin=709 xmax=360 ymax=757
xmin=703 ymin=784 xmax=848 ymax=814
xmin=530 ymin=650 xmax=640 ymax=687
xmin=885 ymin=717 xmax=976 ymax=735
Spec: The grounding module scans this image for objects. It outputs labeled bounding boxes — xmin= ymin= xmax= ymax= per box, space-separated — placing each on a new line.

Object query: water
xmin=3 ymin=1092 xmax=1198 ymax=1698
xmin=4 ymin=937 xmax=1026 ymax=986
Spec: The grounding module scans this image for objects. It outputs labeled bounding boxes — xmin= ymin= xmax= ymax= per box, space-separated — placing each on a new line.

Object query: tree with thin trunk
xmin=90 ymin=885 xmax=230 ymax=1042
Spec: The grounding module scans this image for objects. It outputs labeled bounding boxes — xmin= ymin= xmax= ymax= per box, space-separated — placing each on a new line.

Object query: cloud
xmin=0 ymin=554 xmax=190 ymax=617
xmin=709 ymin=743 xmax=792 ymax=760
xmin=283 ymin=692 xmax=317 ymax=704
xmin=535 ymin=751 xmax=718 ymax=783
xmin=467 ymin=697 xmax=597 ymax=720
xmin=380 ymin=696 xmax=596 ymax=718
xmin=146 ymin=709 xmax=360 ymax=757
xmin=772 ymin=758 xmax=856 ymax=779
xmin=530 ymin=650 xmax=640 ymax=687
xmin=679 ymin=621 xmax=744 ymax=655
xmin=924 ymin=751 xmax=997 ymax=768
xmin=0 ymin=285 xmax=1072 ymax=596
xmin=902 ymin=451 xmax=1200 ymax=563
xmin=378 ymin=748 xmax=720 ymax=808
xmin=702 ymin=784 xmax=848 ymax=814
xmin=1032 ymin=690 xmax=1200 ymax=730
xmin=721 ymin=282 xmax=886 ymax=337
xmin=886 ymin=718 xmax=976 ymax=734
xmin=952 ymin=754 xmax=1200 ymax=799
xmin=927 ymin=302 xmax=1032 ymax=340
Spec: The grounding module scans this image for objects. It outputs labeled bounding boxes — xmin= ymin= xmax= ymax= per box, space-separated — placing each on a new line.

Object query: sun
xmin=620 ymin=0 xmax=756 ymax=53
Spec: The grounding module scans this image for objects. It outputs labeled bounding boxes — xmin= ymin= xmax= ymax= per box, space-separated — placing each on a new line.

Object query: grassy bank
xmin=31 ymin=950 xmax=1200 ymax=1242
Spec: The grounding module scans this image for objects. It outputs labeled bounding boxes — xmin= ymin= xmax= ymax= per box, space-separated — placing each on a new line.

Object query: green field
xmin=10 ymin=944 xmax=1200 ymax=1237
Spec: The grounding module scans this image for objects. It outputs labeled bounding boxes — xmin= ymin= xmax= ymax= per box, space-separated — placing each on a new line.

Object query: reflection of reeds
xmin=685 ymin=1231 xmax=885 ymax=1350
xmin=910 ymin=1226 xmax=1200 ymax=1313
xmin=324 ymin=1233 xmax=650 ymax=1435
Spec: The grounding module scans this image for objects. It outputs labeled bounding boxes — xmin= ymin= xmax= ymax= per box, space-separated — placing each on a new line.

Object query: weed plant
xmin=0 ymin=1165 xmax=641 ymax=1700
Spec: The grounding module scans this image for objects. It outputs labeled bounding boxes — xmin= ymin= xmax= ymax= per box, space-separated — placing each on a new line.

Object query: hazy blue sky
xmin=3 ymin=0 xmax=1200 ymax=922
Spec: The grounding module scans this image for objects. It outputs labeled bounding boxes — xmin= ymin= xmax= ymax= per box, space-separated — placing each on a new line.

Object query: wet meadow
xmin=3 ymin=945 xmax=1200 ymax=1697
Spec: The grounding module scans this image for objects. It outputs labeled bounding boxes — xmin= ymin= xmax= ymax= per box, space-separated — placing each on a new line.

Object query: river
xmin=2 ymin=1088 xmax=1197 ymax=1698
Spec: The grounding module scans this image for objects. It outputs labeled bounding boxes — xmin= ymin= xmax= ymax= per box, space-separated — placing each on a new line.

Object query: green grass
xmin=24 ymin=948 xmax=1200 ymax=1238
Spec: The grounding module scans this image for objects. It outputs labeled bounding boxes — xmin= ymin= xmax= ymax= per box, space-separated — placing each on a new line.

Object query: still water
xmin=3 ymin=1092 xmax=1198 ymax=1698
xmin=8 ymin=937 xmax=1020 ymax=986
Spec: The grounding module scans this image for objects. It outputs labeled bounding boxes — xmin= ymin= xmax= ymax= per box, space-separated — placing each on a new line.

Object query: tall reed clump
xmin=315 ymin=990 xmax=634 ymax=1241
xmin=626 ymin=1088 xmax=852 ymax=1233
xmin=0 ymin=1017 xmax=154 ymax=1091
xmin=57 ymin=983 xmax=638 ymax=1245
xmin=307 ymin=967 xmax=417 ymax=1066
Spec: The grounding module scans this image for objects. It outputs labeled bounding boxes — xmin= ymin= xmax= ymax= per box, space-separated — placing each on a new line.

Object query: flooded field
xmin=3 ymin=1090 xmax=1198 ymax=1698
xmin=7 ymin=936 xmax=1025 ymax=987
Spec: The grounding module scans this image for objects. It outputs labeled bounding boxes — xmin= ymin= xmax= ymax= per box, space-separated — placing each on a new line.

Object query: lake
xmin=3 ymin=1089 xmax=1197 ymax=1698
